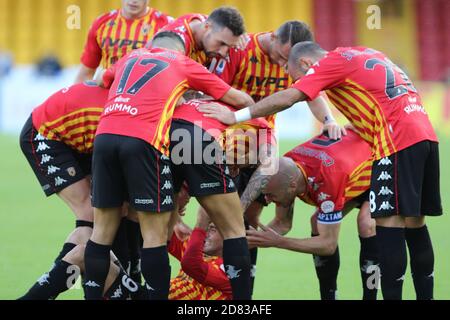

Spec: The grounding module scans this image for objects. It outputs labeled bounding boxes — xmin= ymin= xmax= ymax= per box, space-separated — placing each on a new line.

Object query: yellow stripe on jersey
xmin=345 ymin=79 xmax=397 ymax=156
xmin=152 ymin=80 xmax=189 ymax=153
xmin=326 ymin=91 xmax=373 ymax=143
xmin=45 ymin=115 xmax=101 ymax=135
xmin=344 ymin=160 xmax=372 ymax=199
xmin=40 ymin=108 xmax=103 ymax=128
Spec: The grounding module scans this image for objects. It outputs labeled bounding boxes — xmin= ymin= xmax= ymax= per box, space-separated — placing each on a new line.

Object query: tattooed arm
xmin=240 ymin=166 xmax=271 ymax=213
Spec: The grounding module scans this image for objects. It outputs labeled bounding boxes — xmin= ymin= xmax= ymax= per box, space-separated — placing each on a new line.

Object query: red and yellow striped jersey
xmin=168 ymin=230 xmax=231 ymax=300
xmin=97 ymin=48 xmax=230 ymax=156
xmin=31 ymin=82 xmax=108 ymax=153
xmin=211 ymin=33 xmax=293 ymax=129
xmin=157 ymin=14 xmax=209 ymax=66
xmin=81 ymin=8 xmax=172 ymax=69
xmin=292 ymin=46 xmax=438 ymax=160
xmin=284 ymin=130 xmax=372 ymax=215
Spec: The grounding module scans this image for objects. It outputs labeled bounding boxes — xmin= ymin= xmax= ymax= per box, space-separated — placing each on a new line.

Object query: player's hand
xmin=246 ymin=223 xmax=283 ymax=248
xmin=344 ymin=123 xmax=356 ymax=132
xmin=323 ymin=120 xmax=347 ymax=140
xmin=177 ymin=183 xmax=191 ymax=216
xmin=197 ymin=103 xmax=237 ymax=125
xmin=236 ymin=33 xmax=250 ymax=50
xmin=196 ymin=208 xmax=211 ymax=230
xmin=173 ymin=221 xmax=192 ymax=242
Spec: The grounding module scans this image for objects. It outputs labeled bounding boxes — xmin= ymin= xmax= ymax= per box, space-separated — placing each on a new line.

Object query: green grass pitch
xmin=0 ymin=133 xmax=448 ymax=300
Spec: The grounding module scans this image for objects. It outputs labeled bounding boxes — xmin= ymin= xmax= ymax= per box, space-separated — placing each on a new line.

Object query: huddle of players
xmin=18 ymin=0 xmax=441 ymax=300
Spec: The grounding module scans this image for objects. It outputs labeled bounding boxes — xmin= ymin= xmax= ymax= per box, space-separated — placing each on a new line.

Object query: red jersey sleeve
xmin=168 ymin=233 xmax=187 ymax=261
xmin=291 ymin=51 xmax=349 ymax=101
xmin=314 ymin=170 xmax=348 ymax=225
xmin=180 ymin=229 xmax=231 ymax=293
xmin=183 ymin=58 xmax=231 ymax=99
xmin=80 ymin=13 xmax=110 ymax=69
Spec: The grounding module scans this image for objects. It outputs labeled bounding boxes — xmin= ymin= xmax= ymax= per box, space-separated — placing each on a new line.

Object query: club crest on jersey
xmin=67 ymin=167 xmax=76 ymax=177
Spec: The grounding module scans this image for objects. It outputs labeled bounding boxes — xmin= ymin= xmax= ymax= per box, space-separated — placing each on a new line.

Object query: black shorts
xmin=370 ymin=140 xmax=442 ymax=218
xmin=169 ymin=120 xmax=236 ymax=197
xmin=19 ymin=115 xmax=91 ymax=197
xmin=91 ymin=134 xmax=174 ymax=212
xmin=233 ymin=166 xmax=268 ymax=206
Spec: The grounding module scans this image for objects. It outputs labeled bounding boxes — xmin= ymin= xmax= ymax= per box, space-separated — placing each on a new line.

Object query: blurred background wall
xmin=0 ymin=0 xmax=449 ymax=136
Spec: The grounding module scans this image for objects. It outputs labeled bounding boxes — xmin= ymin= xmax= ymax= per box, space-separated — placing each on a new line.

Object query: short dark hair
xmin=276 ymin=21 xmax=313 ymax=46
xmin=152 ymin=31 xmax=185 ymax=51
xmin=289 ymin=41 xmax=325 ymax=62
xmin=208 ymin=6 xmax=245 ymax=36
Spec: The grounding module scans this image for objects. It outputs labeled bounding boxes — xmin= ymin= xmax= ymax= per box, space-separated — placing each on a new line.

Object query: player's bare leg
xmin=357 ymin=201 xmax=379 ymax=300
xmin=137 ymin=210 xmax=172 ymax=300
xmin=405 ymin=216 xmax=435 ymax=300
xmin=84 ymin=207 xmax=122 ymax=299
xmin=197 ymin=193 xmax=251 ymax=300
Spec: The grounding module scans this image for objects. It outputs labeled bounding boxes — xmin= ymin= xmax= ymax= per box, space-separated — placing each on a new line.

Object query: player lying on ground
xmin=84 ymin=31 xmax=254 ymax=300
xmin=202 ymin=42 xmax=442 ymax=300
xmin=204 ymin=20 xmax=346 ymax=296
xmin=243 ymin=130 xmax=379 ymax=300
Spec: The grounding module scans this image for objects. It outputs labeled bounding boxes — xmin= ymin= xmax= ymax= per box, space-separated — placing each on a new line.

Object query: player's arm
xmin=75 ymin=16 xmax=103 ymax=83
xmin=240 ymin=165 xmax=271 ymax=212
xmin=168 ymin=231 xmax=188 ymax=261
xmin=220 ymin=87 xmax=255 ymax=109
xmin=199 ymin=88 xmax=306 ymax=125
xmin=307 ymin=96 xmax=346 ymax=140
xmin=185 ymin=58 xmax=255 ymax=109
xmin=180 ymin=211 xmax=230 ymax=291
xmin=247 ymin=217 xmax=340 ymax=256
xmin=75 ymin=65 xmax=97 ymax=83
xmin=267 ymin=203 xmax=295 ymax=236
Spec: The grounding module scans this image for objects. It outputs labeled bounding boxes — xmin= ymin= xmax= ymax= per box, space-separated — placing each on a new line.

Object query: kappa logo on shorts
xmin=40 ymin=154 xmax=52 ymax=165
xmin=378 ymin=186 xmax=394 ymax=196
xmin=161 ymin=180 xmax=172 ymax=190
xmin=161 ymin=165 xmax=171 ymax=175
xmin=378 ymin=157 xmax=392 ymax=166
xmin=200 ymin=182 xmax=221 ymax=189
xmin=378 ymin=201 xmax=394 ymax=211
xmin=135 ymin=199 xmax=154 ymax=205
xmin=54 ymin=176 xmax=67 ymax=187
xmin=377 ymin=171 xmax=392 ymax=181
xmin=47 ymin=165 xmax=60 ymax=175
xmin=162 ymin=196 xmax=173 ymax=205
xmin=67 ymin=167 xmax=76 ymax=177
xmin=228 ymin=179 xmax=235 ymax=189
xmin=34 ymin=133 xmax=47 ymax=141
xmin=36 ymin=142 xmax=50 ymax=152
